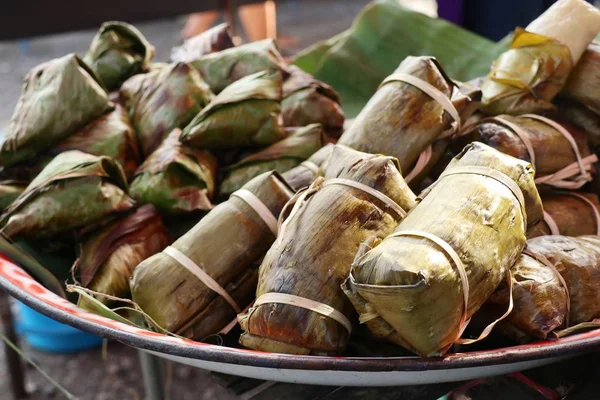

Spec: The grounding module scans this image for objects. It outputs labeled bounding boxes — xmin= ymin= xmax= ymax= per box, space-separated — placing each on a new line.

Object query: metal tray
xmin=1 ymin=253 xmax=596 ymax=387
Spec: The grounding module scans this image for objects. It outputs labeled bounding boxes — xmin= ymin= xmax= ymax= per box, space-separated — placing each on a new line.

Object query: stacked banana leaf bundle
xmin=6 ymin=0 xmax=600 ymax=360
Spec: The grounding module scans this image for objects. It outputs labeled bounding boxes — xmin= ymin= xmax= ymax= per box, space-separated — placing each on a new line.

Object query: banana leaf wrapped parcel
xmin=181 ymin=71 xmax=285 ymax=150
xmin=481 ymin=0 xmax=600 ymax=115
xmin=220 ymin=123 xmax=325 ymax=197
xmin=488 ymin=235 xmax=600 ymax=340
xmin=129 ymin=129 xmax=217 ymax=214
xmin=337 ymin=56 xmax=480 ymax=173
xmin=171 ymin=23 xmax=235 ymax=62
xmin=191 ymin=39 xmax=286 ymax=94
xmin=74 ymin=205 xmax=171 ymax=306
xmin=131 ymin=171 xmax=294 ymax=338
xmin=1 ymin=54 xmax=113 ymax=167
xmin=0 ymin=151 xmax=135 ymax=239
xmin=84 ymin=21 xmax=154 ymax=91
xmin=238 ymin=145 xmax=417 ymax=355
xmin=120 ymin=62 xmax=214 ymax=157
xmin=562 ymin=42 xmax=600 ymax=114
xmin=457 ymin=114 xmax=596 ymax=189
xmin=281 ymin=66 xmax=345 ymax=138
xmin=0 ymin=181 xmax=26 ymax=212
xmin=529 ymin=192 xmax=600 ymax=238
xmin=280 ymin=143 xmax=334 ymax=192
xmin=342 ymin=142 xmax=543 ymax=357
xmin=554 ymin=97 xmax=600 ymax=151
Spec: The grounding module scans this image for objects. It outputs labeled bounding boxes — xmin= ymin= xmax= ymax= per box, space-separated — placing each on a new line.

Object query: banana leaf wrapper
xmin=0 ymin=150 xmax=135 ymax=240
xmin=238 ymin=145 xmax=418 ymax=355
xmin=488 ymin=235 xmax=600 ymax=339
xmin=129 ymin=129 xmax=217 ymax=214
xmin=481 ymin=29 xmax=572 ymax=115
xmin=456 ymin=114 xmax=594 ymax=189
xmin=337 ymin=56 xmax=480 ymax=173
xmin=191 ymin=39 xmax=286 ymax=94
xmin=1 ymin=54 xmax=113 ymax=167
xmin=529 ymin=192 xmax=600 ymax=238
xmin=84 ymin=21 xmax=154 ymax=91
xmin=131 ymin=171 xmax=294 ymax=338
xmin=0 ymin=181 xmax=27 ymax=212
xmin=181 ymin=71 xmax=285 ymax=150
xmin=554 ymin=97 xmax=600 ymax=151
xmin=74 ymin=205 xmax=171 ymax=306
xmin=171 ymin=23 xmax=235 ymax=62
xmin=562 ymin=43 xmax=600 ymax=115
xmin=220 ymin=124 xmax=325 ymax=197
xmin=343 ymin=142 xmax=543 ymax=357
xmin=280 ymin=143 xmax=334 ymax=192
xmin=120 ymin=62 xmax=214 ymax=158
xmin=281 ymin=66 xmax=344 ymax=138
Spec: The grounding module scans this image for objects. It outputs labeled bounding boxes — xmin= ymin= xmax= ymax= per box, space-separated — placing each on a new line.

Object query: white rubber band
xmin=231 ymin=189 xmax=278 ymax=235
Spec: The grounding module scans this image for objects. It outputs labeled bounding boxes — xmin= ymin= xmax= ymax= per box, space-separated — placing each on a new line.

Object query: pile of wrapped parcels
xmin=5 ymin=0 xmax=600 ymax=358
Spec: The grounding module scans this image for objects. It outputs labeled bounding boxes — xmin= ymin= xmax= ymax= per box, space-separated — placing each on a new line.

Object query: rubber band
xmin=254 ymin=292 xmax=352 ymax=334
xmin=381 ymin=72 xmax=461 ymax=135
xmin=490 ymin=116 xmax=536 ymax=167
xmin=566 ymin=192 xmax=600 ymax=235
xmin=231 ymin=189 xmax=278 ymax=235
xmin=163 ymin=246 xmax=242 ymax=313
xmin=543 ymin=211 xmax=561 ymax=235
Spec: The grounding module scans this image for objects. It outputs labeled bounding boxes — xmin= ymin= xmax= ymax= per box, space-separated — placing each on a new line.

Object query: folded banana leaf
xmin=337 ymin=56 xmax=480 ymax=173
xmin=488 ymin=235 xmax=600 ymax=339
xmin=555 ymin=97 xmax=600 ymax=151
xmin=0 ymin=181 xmax=26 ymax=212
xmin=0 ymin=151 xmax=135 ymax=239
xmin=1 ymin=54 xmax=113 ymax=167
xmin=171 ymin=23 xmax=235 ymax=63
xmin=281 ymin=66 xmax=344 ymax=138
xmin=84 ymin=21 xmax=154 ymax=91
xmin=120 ymin=62 xmax=214 ymax=157
xmin=239 ymin=145 xmax=417 ymax=355
xmin=181 ymin=71 xmax=285 ymax=150
xmin=131 ymin=171 xmax=294 ymax=338
xmin=562 ymin=43 xmax=600 ymax=115
xmin=129 ymin=129 xmax=217 ymax=214
xmin=280 ymin=143 xmax=334 ymax=191
xmin=191 ymin=39 xmax=286 ymax=94
xmin=343 ymin=142 xmax=543 ymax=357
xmin=220 ymin=124 xmax=325 ymax=197
xmin=74 ymin=205 xmax=171 ymax=306
xmin=528 ymin=192 xmax=600 ymax=238
xmin=456 ymin=114 xmax=595 ymax=189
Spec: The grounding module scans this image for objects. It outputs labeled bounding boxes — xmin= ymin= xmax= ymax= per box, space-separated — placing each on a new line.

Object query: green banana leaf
xmin=120 ymin=62 xmax=214 ymax=158
xmin=0 ymin=54 xmax=113 ymax=167
xmin=191 ymin=39 xmax=286 ymax=94
xmin=0 ymin=181 xmax=26 ymax=212
xmin=181 ymin=71 xmax=285 ymax=150
xmin=171 ymin=23 xmax=235 ymax=63
xmin=129 ymin=129 xmax=217 ymax=214
xmin=84 ymin=21 xmax=155 ymax=91
xmin=0 ymin=151 xmax=135 ymax=239
xmin=220 ymin=123 xmax=325 ymax=197
xmin=292 ymin=0 xmax=511 ymax=118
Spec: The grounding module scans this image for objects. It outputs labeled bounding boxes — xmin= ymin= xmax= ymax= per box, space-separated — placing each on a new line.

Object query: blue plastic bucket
xmin=13 ymin=301 xmax=103 ymax=353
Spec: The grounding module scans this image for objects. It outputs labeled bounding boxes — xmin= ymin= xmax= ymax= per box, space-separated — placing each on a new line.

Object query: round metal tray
xmin=1 ymin=254 xmax=597 ymax=387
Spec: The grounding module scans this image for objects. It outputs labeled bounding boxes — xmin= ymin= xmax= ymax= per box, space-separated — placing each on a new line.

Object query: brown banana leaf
xmin=343 ymin=142 xmax=543 ymax=357
xmin=481 ymin=29 xmax=572 ymax=115
xmin=0 ymin=54 xmax=113 ymax=167
xmin=0 ymin=181 xmax=27 ymax=212
xmin=238 ymin=145 xmax=417 ymax=355
xmin=130 ymin=171 xmax=294 ymax=338
xmin=219 ymin=124 xmax=325 ymax=197
xmin=280 ymin=143 xmax=335 ymax=192
xmin=129 ymin=129 xmax=217 ymax=214
xmin=0 ymin=151 xmax=134 ymax=239
xmin=529 ymin=192 xmax=600 ymax=238
xmin=181 ymin=71 xmax=285 ymax=150
xmin=281 ymin=66 xmax=345 ymax=138
xmin=562 ymin=42 xmax=600 ymax=115
xmin=84 ymin=21 xmax=154 ymax=91
xmin=455 ymin=114 xmax=593 ymax=187
xmin=171 ymin=23 xmax=235 ymax=62
xmin=74 ymin=205 xmax=171 ymax=306
xmin=554 ymin=97 xmax=600 ymax=151
xmin=120 ymin=62 xmax=214 ymax=158
xmin=488 ymin=235 xmax=600 ymax=339
xmin=337 ymin=56 xmax=480 ymax=173
xmin=191 ymin=39 xmax=286 ymax=94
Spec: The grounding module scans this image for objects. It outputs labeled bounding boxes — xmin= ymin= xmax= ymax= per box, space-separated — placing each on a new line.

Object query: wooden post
xmin=0 ymin=290 xmax=27 ymax=400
